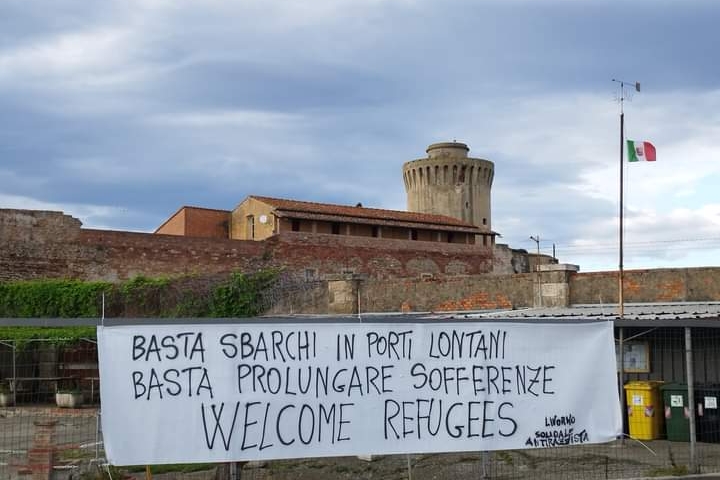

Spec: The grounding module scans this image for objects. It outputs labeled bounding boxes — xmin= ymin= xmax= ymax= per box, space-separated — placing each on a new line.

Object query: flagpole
xmin=612 ymin=79 xmax=640 ymax=319
xmin=619 ymin=105 xmax=625 ymax=318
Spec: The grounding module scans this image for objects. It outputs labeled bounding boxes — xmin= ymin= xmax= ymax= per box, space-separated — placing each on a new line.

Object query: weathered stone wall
xmin=0 ymin=209 xmax=493 ymax=282
xmin=360 ymin=274 xmax=534 ymax=313
xmin=493 ymin=244 xmax=530 ymax=274
xmin=570 ymin=267 xmax=720 ymax=304
xmin=77 ymin=229 xmax=267 ymax=281
xmin=0 ymin=209 xmax=85 ymax=280
xmin=266 ymin=232 xmax=493 ymax=279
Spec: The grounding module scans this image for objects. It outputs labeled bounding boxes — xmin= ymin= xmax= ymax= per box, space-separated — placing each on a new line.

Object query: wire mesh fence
xmin=4 ymin=322 xmax=720 ymax=479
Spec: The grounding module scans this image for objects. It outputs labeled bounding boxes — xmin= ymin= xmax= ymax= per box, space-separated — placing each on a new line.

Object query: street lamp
xmin=529 ymin=235 xmax=540 ymax=268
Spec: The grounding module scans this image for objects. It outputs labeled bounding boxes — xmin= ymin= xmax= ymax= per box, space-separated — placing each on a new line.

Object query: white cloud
xmin=0 ymin=28 xmax=133 ymax=82
xmin=147 ymin=110 xmax=305 ymax=129
xmin=0 ymin=193 xmax=139 ymax=230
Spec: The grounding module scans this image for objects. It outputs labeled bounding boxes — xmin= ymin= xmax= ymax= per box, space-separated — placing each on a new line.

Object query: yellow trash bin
xmin=624 ymin=381 xmax=665 ymax=440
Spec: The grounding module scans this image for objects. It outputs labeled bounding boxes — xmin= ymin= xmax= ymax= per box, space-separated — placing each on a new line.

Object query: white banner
xmin=98 ymin=321 xmax=621 ymax=465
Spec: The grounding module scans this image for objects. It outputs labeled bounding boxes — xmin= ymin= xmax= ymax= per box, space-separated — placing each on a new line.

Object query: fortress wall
xmin=3 ymin=209 xmax=720 ymax=313
xmin=0 ymin=210 xmax=493 ymax=282
xmin=570 ymin=267 xmax=720 ymax=304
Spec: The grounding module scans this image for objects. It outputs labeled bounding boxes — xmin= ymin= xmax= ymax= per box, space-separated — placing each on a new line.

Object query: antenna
xmin=612 ymin=79 xmax=641 ymax=113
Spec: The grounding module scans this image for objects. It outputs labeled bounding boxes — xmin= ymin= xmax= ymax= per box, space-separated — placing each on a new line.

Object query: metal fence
xmin=4 ymin=319 xmax=720 ymax=479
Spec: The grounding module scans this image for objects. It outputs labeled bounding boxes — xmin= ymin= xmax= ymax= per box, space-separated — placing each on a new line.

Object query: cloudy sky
xmin=2 ymin=0 xmax=719 ymax=272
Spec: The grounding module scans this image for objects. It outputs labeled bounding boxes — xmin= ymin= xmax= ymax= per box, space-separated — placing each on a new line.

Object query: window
xmin=291 ymin=220 xmax=300 ymax=232
xmin=372 ymin=226 xmax=379 ymax=238
xmin=483 ymin=218 xmax=487 ymax=225
xmin=447 ymin=233 xmax=454 ymax=243
xmin=411 ymin=229 xmax=418 ymax=240
xmin=331 ymin=223 xmax=341 ymax=235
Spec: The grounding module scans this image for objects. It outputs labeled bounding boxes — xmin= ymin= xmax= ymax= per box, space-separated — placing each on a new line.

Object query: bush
xmin=0 ymin=269 xmax=280 ymax=321
xmin=210 ymin=270 xmax=279 ymax=317
xmin=0 ymin=280 xmax=112 ymax=317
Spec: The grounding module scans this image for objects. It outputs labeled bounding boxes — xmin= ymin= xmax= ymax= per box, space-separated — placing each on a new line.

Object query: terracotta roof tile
xmin=250 ymin=195 xmax=480 ymax=229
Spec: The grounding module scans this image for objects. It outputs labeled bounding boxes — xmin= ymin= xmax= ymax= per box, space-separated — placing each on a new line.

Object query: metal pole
xmin=619 ymin=109 xmax=625 ymax=318
xmin=618 ymin=327 xmax=627 ymax=442
xmin=95 ymin=411 xmax=101 ymax=460
xmin=530 ymin=235 xmax=541 ymax=307
xmin=685 ymin=327 xmax=698 ymax=473
xmin=12 ymin=341 xmax=16 ymax=406
xmin=613 ymin=79 xmax=639 ymax=319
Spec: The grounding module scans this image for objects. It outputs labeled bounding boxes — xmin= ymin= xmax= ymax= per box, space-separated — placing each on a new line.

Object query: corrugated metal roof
xmin=5 ymin=303 xmax=720 ymax=328
xmin=455 ymin=302 xmax=720 ymax=325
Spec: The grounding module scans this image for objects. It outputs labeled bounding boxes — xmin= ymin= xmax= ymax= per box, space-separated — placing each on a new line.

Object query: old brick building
xmin=156 ymin=196 xmax=495 ymax=247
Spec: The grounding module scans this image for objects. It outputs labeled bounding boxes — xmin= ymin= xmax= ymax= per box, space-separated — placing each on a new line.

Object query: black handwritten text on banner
xmin=98 ymin=322 xmax=621 ymax=465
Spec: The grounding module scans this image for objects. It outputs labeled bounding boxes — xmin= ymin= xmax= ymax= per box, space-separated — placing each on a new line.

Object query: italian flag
xmin=627 ymin=140 xmax=656 ymax=162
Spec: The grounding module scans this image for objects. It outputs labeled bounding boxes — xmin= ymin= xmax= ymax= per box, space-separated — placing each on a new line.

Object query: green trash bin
xmin=661 ymin=383 xmax=690 ymax=441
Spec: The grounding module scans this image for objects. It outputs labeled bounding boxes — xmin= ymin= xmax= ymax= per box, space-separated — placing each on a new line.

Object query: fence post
xmin=12 ymin=340 xmax=16 ymax=405
xmin=685 ymin=326 xmax=698 ymax=474
xmin=618 ymin=327 xmax=627 ymax=442
xmin=28 ymin=420 xmax=57 ymax=480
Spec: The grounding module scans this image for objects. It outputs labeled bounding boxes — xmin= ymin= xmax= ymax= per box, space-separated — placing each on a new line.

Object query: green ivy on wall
xmin=0 ymin=279 xmax=112 ymax=318
xmin=210 ymin=270 xmax=279 ymax=317
xmin=0 ymin=269 xmax=280 ymax=320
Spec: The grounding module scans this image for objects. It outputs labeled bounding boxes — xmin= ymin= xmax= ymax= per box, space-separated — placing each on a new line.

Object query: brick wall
xmin=184 ymin=208 xmax=230 ymax=238
xmin=0 ymin=209 xmax=493 ymax=282
xmin=155 ymin=207 xmax=230 ymax=238
xmin=4 ymin=209 xmax=720 ymax=313
xmin=570 ymin=267 xmax=720 ymax=304
xmin=360 ymin=274 xmax=534 ymax=312
xmin=266 ymin=232 xmax=493 ymax=279
xmin=76 ymin=229 xmax=267 ymax=281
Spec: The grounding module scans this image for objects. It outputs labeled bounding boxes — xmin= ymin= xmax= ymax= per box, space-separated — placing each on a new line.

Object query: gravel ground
xmin=5 ymin=408 xmax=720 ymax=479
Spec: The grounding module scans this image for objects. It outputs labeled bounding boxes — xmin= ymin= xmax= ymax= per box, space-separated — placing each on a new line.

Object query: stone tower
xmin=402 ymin=142 xmax=494 ymax=230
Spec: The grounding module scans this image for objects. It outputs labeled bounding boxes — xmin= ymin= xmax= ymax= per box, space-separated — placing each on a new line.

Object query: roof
xmin=249 ymin=195 xmax=495 ymax=233
xmin=456 ymin=302 xmax=720 ymax=327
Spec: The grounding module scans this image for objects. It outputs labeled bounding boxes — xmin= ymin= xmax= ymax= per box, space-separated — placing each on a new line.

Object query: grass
xmin=645 ymin=465 xmax=689 ymax=477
